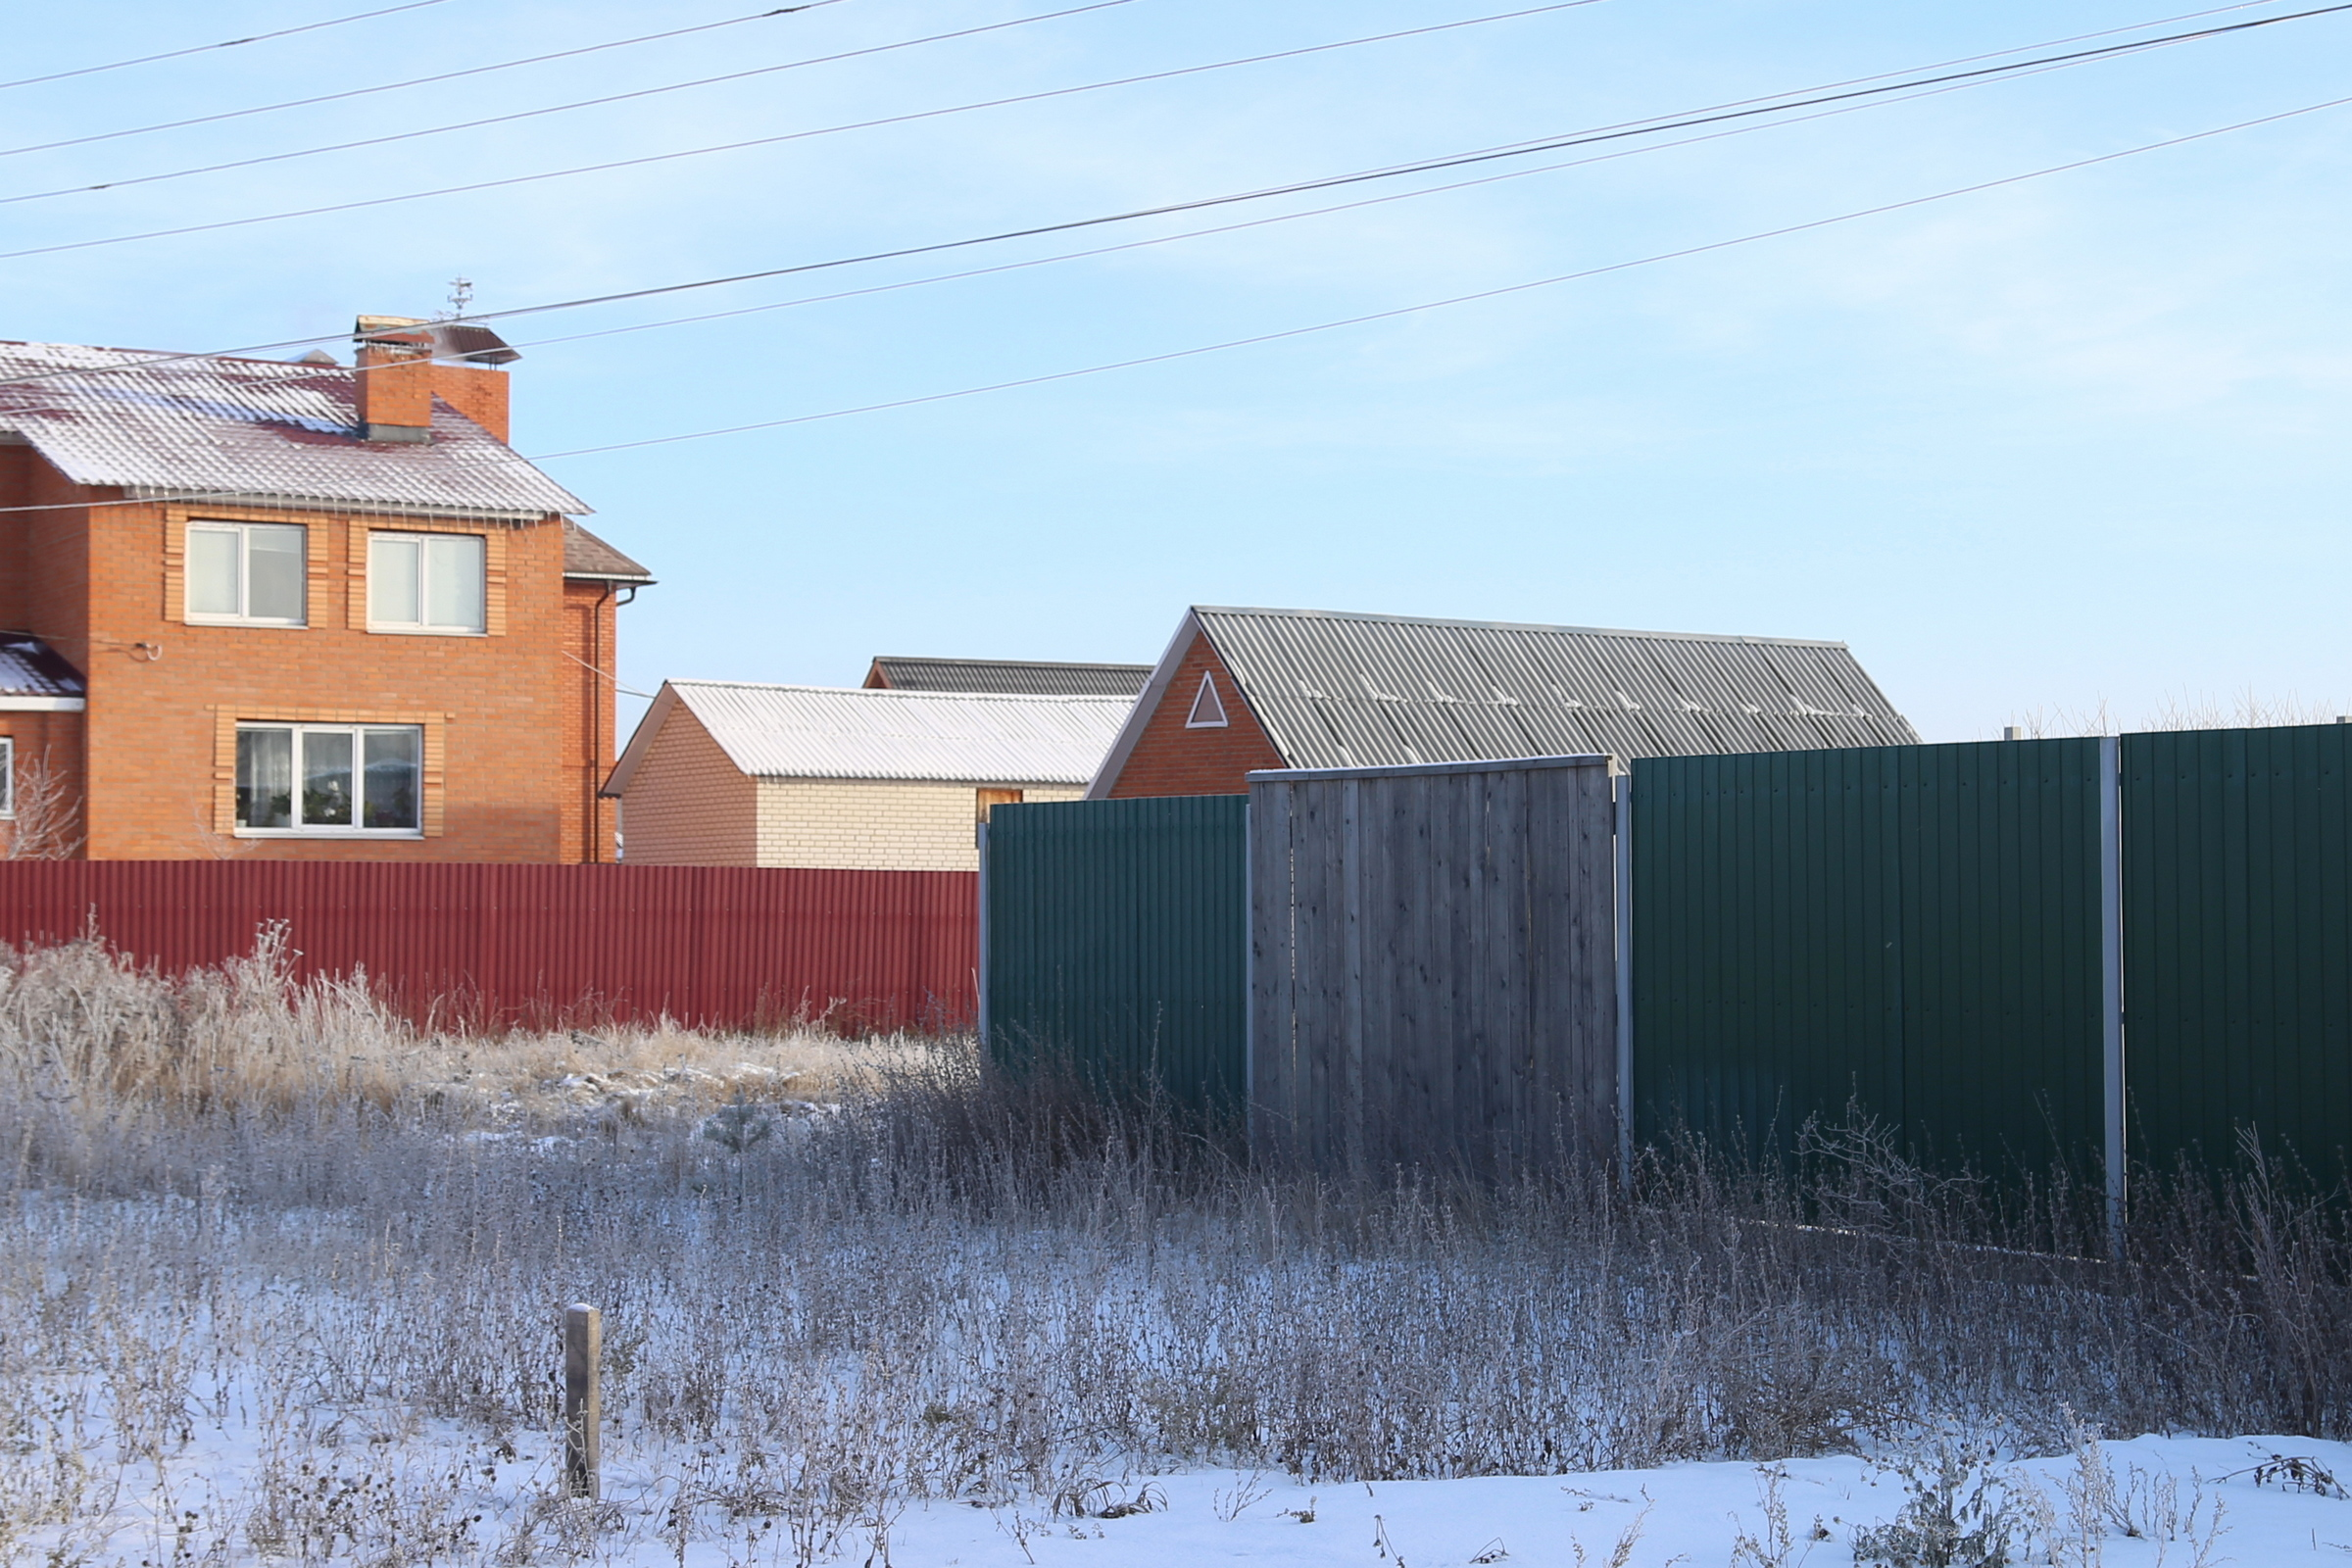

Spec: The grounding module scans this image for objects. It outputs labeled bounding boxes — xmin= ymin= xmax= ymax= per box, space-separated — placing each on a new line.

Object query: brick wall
xmin=0 ymin=439 xmax=614 ymax=861
xmin=617 ymin=703 xmax=757 ymax=865
xmin=561 ymin=579 xmax=621 ymax=862
xmin=755 ymin=778 xmax=1084 ymax=871
xmin=1105 ymin=630 xmax=1286 ymax=797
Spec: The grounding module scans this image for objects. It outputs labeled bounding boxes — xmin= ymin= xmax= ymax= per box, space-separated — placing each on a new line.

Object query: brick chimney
xmin=353 ymin=315 xmax=435 ymax=443
xmin=353 ymin=314 xmax=522 ymax=445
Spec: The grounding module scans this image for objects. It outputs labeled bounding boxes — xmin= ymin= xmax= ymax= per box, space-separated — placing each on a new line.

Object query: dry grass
xmin=2003 ymin=691 xmax=2349 ymax=738
xmin=4 ymin=936 xmax=2351 ymax=1565
xmin=0 ymin=928 xmax=947 ymax=1122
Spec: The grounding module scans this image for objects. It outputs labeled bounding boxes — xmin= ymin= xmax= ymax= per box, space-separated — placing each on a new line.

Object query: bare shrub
xmin=2 ymin=753 xmax=82 ymax=860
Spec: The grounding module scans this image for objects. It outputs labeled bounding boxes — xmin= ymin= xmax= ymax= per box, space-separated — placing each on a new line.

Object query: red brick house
xmin=0 ymin=317 xmax=651 ymax=861
xmin=1088 ymin=605 xmax=1919 ymax=798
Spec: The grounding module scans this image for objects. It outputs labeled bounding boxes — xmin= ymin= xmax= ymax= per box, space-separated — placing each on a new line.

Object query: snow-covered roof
xmin=0 ymin=340 xmax=586 ymax=520
xmin=0 ymin=634 xmax=83 ymax=699
xmin=607 ymin=681 xmax=1134 ymax=792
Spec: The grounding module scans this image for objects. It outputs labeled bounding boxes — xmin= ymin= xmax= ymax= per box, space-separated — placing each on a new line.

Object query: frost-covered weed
xmin=3 ymin=937 xmax=2352 ymax=1562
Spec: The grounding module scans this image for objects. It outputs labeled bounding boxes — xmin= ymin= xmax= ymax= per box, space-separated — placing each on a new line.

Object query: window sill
xmin=367 ymin=625 xmax=489 ymax=637
xmin=233 ymin=830 xmax=425 ymax=840
xmin=186 ymin=617 xmax=309 ymax=629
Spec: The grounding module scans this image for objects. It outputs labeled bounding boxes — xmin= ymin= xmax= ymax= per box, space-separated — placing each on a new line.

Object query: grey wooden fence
xmin=1248 ymin=756 xmax=1620 ymax=1177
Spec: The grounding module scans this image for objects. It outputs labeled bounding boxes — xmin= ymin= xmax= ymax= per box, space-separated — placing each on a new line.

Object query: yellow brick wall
xmin=616 ymin=705 xmax=758 ymax=865
xmin=754 ymin=778 xmax=1085 ymax=871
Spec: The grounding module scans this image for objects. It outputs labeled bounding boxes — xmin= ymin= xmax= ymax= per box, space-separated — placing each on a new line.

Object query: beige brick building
xmin=604 ymin=681 xmax=1131 ymax=870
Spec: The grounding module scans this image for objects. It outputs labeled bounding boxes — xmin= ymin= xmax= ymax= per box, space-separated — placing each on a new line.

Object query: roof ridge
xmin=874 ymin=656 xmax=1152 ymax=668
xmin=668 ymin=679 xmax=1131 ymax=705
xmin=1192 ymin=604 xmax=1852 ymax=650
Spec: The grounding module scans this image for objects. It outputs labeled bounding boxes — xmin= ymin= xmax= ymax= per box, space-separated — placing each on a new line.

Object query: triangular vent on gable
xmin=1186 ymin=671 xmax=1229 ymax=728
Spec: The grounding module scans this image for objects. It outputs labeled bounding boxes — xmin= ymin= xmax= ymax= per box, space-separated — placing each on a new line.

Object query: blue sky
xmin=7 ymin=0 xmax=2350 ymax=740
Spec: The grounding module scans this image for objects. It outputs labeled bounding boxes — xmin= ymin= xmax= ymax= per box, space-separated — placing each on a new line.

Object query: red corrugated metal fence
xmin=0 ymin=861 xmax=978 ymax=1034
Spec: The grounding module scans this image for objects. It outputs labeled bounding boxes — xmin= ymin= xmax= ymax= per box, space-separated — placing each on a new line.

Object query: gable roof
xmin=0 ymin=340 xmax=585 ymax=520
xmin=864 ymin=657 xmax=1152 ymax=697
xmin=1088 ymin=606 xmax=1919 ymax=795
xmin=606 ymin=680 xmax=1133 ymax=794
xmin=563 ymin=520 xmax=654 ymax=583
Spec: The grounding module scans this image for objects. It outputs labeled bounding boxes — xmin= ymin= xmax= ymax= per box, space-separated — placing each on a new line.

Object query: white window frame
xmin=184 ymin=520 xmax=308 ymax=627
xmin=0 ymin=736 xmax=13 ymax=818
xmin=233 ymin=722 xmax=425 ymax=838
xmin=368 ymin=530 xmax=488 ymax=636
xmin=1185 ymin=671 xmax=1230 ymax=729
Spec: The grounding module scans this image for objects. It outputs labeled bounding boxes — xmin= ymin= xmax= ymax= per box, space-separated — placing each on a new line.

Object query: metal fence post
xmin=975 ymin=820 xmax=991 ymax=1049
xmin=2099 ymin=736 xmax=2127 ymax=1258
xmin=563 ymin=1303 xmax=602 ymax=1499
xmin=1614 ymin=764 xmax=1635 ymax=1183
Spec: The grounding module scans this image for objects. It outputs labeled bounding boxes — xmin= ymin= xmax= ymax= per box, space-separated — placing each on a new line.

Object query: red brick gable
xmin=1105 ymin=630 xmax=1285 ymax=798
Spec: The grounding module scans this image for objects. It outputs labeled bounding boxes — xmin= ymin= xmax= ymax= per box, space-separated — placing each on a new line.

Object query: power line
xmin=501 ymin=54 xmax=2112 ymax=357
xmin=216 ymin=4 xmax=2352 ymax=325
xmin=0 ymin=1 xmax=1610 ymax=263
xmin=0 ymin=81 xmax=2337 ymax=518
xmin=0 ymin=3 xmax=849 ymax=161
xmin=497 ymin=91 xmax=2346 ymax=458
xmin=0 ymin=2 xmax=1132 ymax=209
xmin=0 ymin=0 xmax=461 ymax=93
xmin=0 ymin=0 xmax=2320 ymax=390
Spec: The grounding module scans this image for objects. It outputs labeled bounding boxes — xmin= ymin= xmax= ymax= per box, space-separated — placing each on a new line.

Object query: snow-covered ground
xmin=31 ymin=1411 xmax=2352 ymax=1566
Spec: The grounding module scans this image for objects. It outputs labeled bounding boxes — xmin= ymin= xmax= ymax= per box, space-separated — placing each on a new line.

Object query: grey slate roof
xmin=606 ymin=681 xmax=1132 ymax=793
xmin=0 ymin=340 xmax=586 ymax=520
xmin=563 ymin=520 xmax=654 ymax=583
xmin=1089 ymin=607 xmax=1917 ymax=794
xmin=864 ymin=657 xmax=1152 ymax=698
xmin=0 ymin=635 xmax=83 ymax=699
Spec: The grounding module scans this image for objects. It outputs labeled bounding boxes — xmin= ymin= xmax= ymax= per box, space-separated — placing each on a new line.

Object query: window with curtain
xmin=235 ymin=724 xmax=421 ymax=834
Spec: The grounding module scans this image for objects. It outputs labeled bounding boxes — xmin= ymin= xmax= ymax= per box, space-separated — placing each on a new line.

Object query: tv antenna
xmin=441 ymin=276 xmax=474 ymax=318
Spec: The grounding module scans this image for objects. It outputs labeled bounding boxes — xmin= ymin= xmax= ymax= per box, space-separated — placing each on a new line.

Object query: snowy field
xmin=8 ymin=939 xmax=2352 ymax=1567
xmin=25 ymin=1412 xmax=2352 ymax=1565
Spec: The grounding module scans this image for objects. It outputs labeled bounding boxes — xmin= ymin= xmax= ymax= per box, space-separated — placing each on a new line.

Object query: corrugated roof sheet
xmin=0 ymin=340 xmax=586 ymax=519
xmin=656 ymin=681 xmax=1132 ymax=784
xmin=0 ymin=635 xmax=83 ymax=698
xmin=563 ymin=520 xmax=653 ymax=582
xmin=866 ymin=657 xmax=1152 ymax=697
xmin=1194 ymin=606 xmax=1919 ymax=768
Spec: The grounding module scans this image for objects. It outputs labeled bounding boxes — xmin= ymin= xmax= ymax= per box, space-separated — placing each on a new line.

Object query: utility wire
xmin=0 ymin=2 xmax=1610 ymax=262
xmin=502 ymin=54 xmax=2104 ymax=356
xmin=0 ymin=0 xmax=2323 ymax=390
xmin=74 ymin=2 xmax=2328 ymax=316
xmin=0 ymin=2 xmax=850 ymax=160
xmin=0 ymin=2 xmax=1131 ymax=209
xmin=507 ymin=90 xmax=2352 ymax=459
xmin=0 ymin=79 xmax=2336 ymax=519
xmin=0 ymin=34 xmax=2127 ymax=412
xmin=0 ymin=0 xmax=461 ymax=93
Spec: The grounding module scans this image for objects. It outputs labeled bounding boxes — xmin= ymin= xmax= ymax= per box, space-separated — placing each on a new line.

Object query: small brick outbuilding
xmin=604 ymin=681 xmax=1130 ymax=870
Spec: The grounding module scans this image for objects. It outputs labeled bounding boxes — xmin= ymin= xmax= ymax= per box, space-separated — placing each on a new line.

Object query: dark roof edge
xmin=1193 ymin=605 xmax=1853 ymax=650
xmin=663 ymin=678 xmax=1127 ymax=706
xmin=871 ymin=656 xmax=1152 ymax=672
xmin=1250 ymin=754 xmax=1612 ymax=783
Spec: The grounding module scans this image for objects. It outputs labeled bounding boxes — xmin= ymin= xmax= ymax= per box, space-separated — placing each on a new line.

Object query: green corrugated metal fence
xmin=983 ymin=725 xmax=2352 ymax=1183
xmin=1632 ymin=739 xmax=2107 ymax=1172
xmin=2125 ymin=724 xmax=2352 ymax=1177
xmin=981 ymin=795 xmax=1249 ymax=1114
